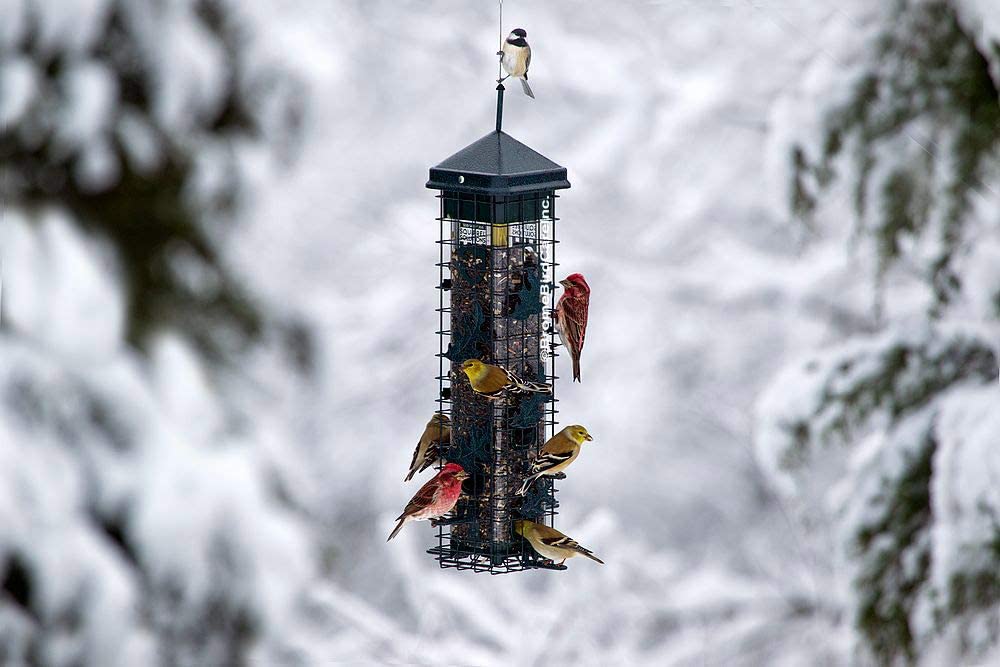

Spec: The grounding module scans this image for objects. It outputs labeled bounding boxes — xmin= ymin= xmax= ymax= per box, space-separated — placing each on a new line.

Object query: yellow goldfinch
xmin=514 ymin=519 xmax=604 ymax=565
xmin=516 ymin=425 xmax=593 ymax=496
xmin=459 ymin=359 xmax=551 ymax=399
xmin=404 ymin=413 xmax=451 ymax=482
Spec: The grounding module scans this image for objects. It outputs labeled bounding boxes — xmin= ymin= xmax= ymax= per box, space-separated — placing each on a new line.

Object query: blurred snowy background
xmin=1 ymin=0 xmax=997 ymax=664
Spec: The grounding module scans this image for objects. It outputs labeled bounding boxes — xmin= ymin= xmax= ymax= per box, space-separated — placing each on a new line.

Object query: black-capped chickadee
xmin=498 ymin=28 xmax=534 ymax=99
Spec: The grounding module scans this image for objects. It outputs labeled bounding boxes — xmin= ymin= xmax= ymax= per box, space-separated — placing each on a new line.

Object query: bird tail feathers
xmin=504 ymin=368 xmax=551 ymax=395
xmin=572 ymin=356 xmax=581 ymax=383
xmin=520 ymin=78 xmax=535 ymax=99
xmin=416 ymin=459 xmax=435 ymax=477
xmin=580 ymin=549 xmax=605 ymax=564
xmin=511 ymin=376 xmax=551 ymax=394
xmin=416 ymin=444 xmax=439 ymax=476
xmin=516 ymin=474 xmax=538 ymax=496
xmin=387 ymin=517 xmax=407 ymax=541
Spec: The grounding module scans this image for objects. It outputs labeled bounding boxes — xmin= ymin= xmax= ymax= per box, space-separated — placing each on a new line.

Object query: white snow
xmin=1 ymin=209 xmax=125 ymax=359
xmin=121 ymin=0 xmax=228 ymax=134
xmin=932 ymin=386 xmax=1000 ymax=603
xmin=75 ymin=137 xmax=120 ymax=192
xmin=0 ymin=57 xmax=37 ymax=129
xmin=116 ymin=110 xmax=164 ymax=174
xmin=29 ymin=0 xmax=110 ymax=56
xmin=0 ymin=0 xmax=27 ymax=52
xmin=55 ymin=61 xmax=117 ymax=152
xmin=956 ymin=0 xmax=1000 ymax=87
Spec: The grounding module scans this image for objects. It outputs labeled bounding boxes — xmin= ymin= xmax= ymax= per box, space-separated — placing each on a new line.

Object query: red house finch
xmin=387 ymin=463 xmax=469 ymax=541
xmin=555 ymin=273 xmax=590 ymax=382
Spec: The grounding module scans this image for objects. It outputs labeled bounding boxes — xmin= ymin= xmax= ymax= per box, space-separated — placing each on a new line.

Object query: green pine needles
xmin=792 ymin=0 xmax=999 ymax=310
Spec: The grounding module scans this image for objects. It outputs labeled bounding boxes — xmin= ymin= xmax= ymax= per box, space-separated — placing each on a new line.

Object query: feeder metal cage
xmin=426 ymin=90 xmax=571 ymax=573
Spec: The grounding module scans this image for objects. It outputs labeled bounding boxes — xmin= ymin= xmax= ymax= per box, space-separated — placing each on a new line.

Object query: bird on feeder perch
xmin=515 ymin=519 xmax=605 ymax=566
xmin=516 ymin=424 xmax=594 ymax=496
xmin=459 ymin=359 xmax=551 ymax=399
xmin=498 ymin=28 xmax=534 ymax=98
xmin=554 ymin=273 xmax=591 ymax=382
xmin=404 ymin=413 xmax=451 ymax=482
xmin=387 ymin=463 xmax=470 ymax=541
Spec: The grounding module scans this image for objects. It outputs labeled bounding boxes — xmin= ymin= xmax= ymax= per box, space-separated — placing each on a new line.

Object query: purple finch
xmin=387 ymin=463 xmax=469 ymax=541
xmin=555 ymin=273 xmax=590 ymax=382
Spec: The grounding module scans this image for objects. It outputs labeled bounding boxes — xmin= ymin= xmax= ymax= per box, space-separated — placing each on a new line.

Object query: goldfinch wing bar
xmin=531 ymin=450 xmax=575 ymax=474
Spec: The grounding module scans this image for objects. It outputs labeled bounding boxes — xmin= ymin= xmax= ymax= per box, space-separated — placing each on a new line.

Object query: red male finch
xmin=554 ymin=273 xmax=590 ymax=382
xmin=387 ymin=463 xmax=469 ymax=541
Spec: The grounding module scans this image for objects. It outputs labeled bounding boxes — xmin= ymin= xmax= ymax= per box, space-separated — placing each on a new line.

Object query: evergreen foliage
xmin=791 ymin=0 xmax=999 ymax=309
xmin=763 ymin=1 xmax=1000 ymax=662
xmin=0 ymin=0 xmax=303 ymax=357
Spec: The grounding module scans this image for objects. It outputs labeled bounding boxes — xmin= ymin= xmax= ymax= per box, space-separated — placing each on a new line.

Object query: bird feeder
xmin=426 ymin=85 xmax=571 ymax=573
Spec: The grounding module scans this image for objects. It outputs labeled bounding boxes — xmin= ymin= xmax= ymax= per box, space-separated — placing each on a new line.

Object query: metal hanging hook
xmin=497 ymin=0 xmax=505 ymax=83
xmin=495 ymin=0 xmax=506 ymax=131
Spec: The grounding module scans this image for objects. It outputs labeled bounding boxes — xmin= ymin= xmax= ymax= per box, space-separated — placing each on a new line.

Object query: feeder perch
xmin=426 ymin=84 xmax=571 ymax=573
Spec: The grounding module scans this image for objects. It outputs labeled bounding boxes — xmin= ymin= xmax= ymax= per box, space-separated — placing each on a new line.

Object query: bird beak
xmin=457 ymin=472 xmax=470 ymax=480
xmin=559 ymin=280 xmax=570 ymax=288
xmin=585 ymin=434 xmax=594 ymax=441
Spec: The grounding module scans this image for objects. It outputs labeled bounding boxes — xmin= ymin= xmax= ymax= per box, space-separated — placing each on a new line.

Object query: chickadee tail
xmin=520 ymin=78 xmax=535 ymax=99
xmin=516 ymin=474 xmax=538 ymax=496
xmin=580 ymin=549 xmax=605 ymax=565
xmin=572 ymin=356 xmax=581 ymax=383
xmin=387 ymin=517 xmax=407 ymax=542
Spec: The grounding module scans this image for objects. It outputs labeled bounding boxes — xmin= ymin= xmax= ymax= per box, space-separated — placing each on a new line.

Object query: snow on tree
xmin=0 ymin=0 xmax=307 ymax=357
xmin=789 ymin=0 xmax=999 ymax=319
xmin=0 ymin=1 xmax=319 ymax=664
xmin=759 ymin=0 xmax=1000 ymax=663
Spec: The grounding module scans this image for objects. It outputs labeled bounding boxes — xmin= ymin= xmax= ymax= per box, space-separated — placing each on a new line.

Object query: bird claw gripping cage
xmin=426 ymin=85 xmax=571 ymax=573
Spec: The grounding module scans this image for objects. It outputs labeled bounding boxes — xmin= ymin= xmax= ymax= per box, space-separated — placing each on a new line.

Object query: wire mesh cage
xmin=425 ymin=100 xmax=572 ymax=573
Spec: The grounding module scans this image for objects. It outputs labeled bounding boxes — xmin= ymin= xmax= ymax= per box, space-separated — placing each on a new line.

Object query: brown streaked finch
xmin=554 ymin=273 xmax=590 ymax=382
xmin=459 ymin=359 xmax=551 ymax=399
xmin=516 ymin=424 xmax=594 ymax=496
xmin=514 ymin=519 xmax=604 ymax=565
xmin=404 ymin=413 xmax=450 ymax=482
xmin=387 ymin=463 xmax=469 ymax=541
